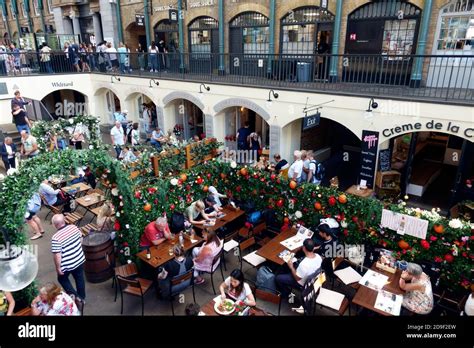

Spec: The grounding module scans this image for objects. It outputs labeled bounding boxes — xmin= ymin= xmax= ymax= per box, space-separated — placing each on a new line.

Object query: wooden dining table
xmin=256 ymin=227 xmax=298 ymax=266
xmin=49 ymin=175 xmax=78 ymax=188
xmin=61 ymin=183 xmax=91 ymax=197
xmin=351 ymin=263 xmax=404 ymax=316
xmin=76 ymin=192 xmax=106 ymax=209
xmin=136 ymin=233 xmax=204 ymax=269
xmin=193 ymin=206 xmax=245 ymax=232
xmin=200 ymin=297 xmax=270 ymax=316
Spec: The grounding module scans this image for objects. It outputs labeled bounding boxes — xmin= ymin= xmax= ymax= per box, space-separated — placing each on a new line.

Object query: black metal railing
xmin=1 ymin=51 xmax=473 ymax=104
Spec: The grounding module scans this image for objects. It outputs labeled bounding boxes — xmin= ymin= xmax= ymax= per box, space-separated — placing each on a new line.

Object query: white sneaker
xmin=150 ymin=69 xmax=153 ymax=72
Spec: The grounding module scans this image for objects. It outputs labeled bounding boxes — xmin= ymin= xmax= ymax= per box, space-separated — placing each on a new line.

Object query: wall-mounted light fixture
xmin=111 ymin=75 xmax=121 ymax=84
xmin=366 ymin=98 xmax=379 ymax=112
xmin=149 ymin=78 xmax=159 ymax=88
xmin=267 ymin=89 xmax=279 ymax=102
xmin=199 ymin=83 xmax=210 ymax=93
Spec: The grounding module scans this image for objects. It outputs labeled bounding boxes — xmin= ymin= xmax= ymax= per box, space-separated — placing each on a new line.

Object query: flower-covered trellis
xmin=31 ymin=115 xmax=103 ymax=151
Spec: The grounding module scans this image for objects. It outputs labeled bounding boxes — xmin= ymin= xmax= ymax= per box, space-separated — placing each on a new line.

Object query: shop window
xmin=189 ymin=17 xmax=218 ymax=54
xmin=10 ymin=4 xmax=16 ymax=20
xmin=230 ymin=12 xmax=269 ymax=54
xmin=33 ymin=0 xmax=39 ymax=16
xmin=47 ymin=0 xmax=53 ymax=14
xmin=382 ymin=19 xmax=417 ymax=58
xmin=281 ymin=6 xmax=334 ymax=55
xmin=437 ymin=16 xmax=474 ymax=50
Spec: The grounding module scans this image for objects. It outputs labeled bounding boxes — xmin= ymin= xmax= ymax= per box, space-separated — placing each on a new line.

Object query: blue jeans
xmin=16 ymin=124 xmax=30 ymax=134
xmin=119 ymin=62 xmax=127 ymax=74
xmin=44 ymin=61 xmax=53 ymax=74
xmin=275 ymin=272 xmax=301 ymax=298
xmin=58 ymin=263 xmax=86 ymax=300
xmin=150 ymin=139 xmax=162 ymax=150
xmin=149 ymin=54 xmax=158 ymax=71
xmin=114 ymin=145 xmax=122 ymax=159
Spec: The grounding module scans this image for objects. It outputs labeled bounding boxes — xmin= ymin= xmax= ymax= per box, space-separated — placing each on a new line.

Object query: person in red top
xmin=139 ymin=217 xmax=172 ymax=250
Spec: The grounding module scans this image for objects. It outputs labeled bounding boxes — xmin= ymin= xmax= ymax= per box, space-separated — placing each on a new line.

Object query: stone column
xmin=72 ymin=16 xmax=81 ymax=37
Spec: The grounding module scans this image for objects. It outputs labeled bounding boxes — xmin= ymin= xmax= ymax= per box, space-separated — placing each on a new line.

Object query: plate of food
xmin=214 ymin=298 xmax=235 ymax=316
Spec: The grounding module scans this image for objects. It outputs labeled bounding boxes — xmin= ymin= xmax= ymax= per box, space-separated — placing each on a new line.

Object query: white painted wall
xmin=1 ymin=74 xmax=473 ymax=153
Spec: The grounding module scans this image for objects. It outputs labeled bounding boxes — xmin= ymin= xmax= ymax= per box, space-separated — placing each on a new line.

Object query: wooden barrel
xmin=82 ymin=232 xmax=115 ymax=283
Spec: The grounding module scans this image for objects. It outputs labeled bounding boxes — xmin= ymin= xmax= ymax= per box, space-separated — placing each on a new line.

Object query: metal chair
xmin=248 ymin=280 xmax=282 ymax=316
xmin=169 ymin=268 xmax=196 ymax=316
xmin=200 ymin=249 xmax=225 ymax=295
xmin=106 ymin=254 xmax=139 ymax=302
xmin=239 ymin=237 xmax=266 ymax=271
xmin=222 ymin=230 xmax=240 ymax=271
xmin=116 ymin=275 xmax=153 ymax=315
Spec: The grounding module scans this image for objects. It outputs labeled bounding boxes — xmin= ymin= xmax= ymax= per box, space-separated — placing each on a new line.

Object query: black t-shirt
xmin=164 ymin=256 xmax=194 ymax=279
xmin=13 ymin=110 xmax=27 ymax=126
xmin=275 ymin=159 xmax=288 ymax=173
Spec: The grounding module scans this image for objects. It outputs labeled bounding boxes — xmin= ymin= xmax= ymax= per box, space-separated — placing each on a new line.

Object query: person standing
xmin=1 ymin=137 xmax=17 ymax=171
xmin=148 ymin=41 xmax=159 ymax=72
xmin=96 ymin=41 xmax=107 ymax=72
xmin=117 ymin=42 xmax=128 ymax=74
xmin=288 ymin=150 xmax=304 ymax=183
xmin=157 ymin=39 xmax=167 ymax=70
xmin=20 ymin=130 xmax=39 ymax=158
xmin=11 ymin=104 xmax=32 ymax=133
xmin=25 ymin=192 xmax=45 ymax=240
xmin=0 ymin=45 xmax=7 ymax=76
xmin=249 ymin=132 xmax=262 ymax=161
xmin=11 ymin=90 xmax=30 ymax=112
xmin=9 ymin=43 xmax=20 ymax=74
xmin=106 ymin=42 xmax=119 ymax=73
xmin=136 ymin=43 xmax=145 ymax=71
xmin=40 ymin=42 xmax=53 ymax=74
xmin=130 ymin=122 xmax=140 ymax=146
xmin=110 ymin=121 xmax=125 ymax=159
xmin=51 ymin=214 xmax=86 ymax=301
xmin=236 ymin=122 xmax=251 ymax=151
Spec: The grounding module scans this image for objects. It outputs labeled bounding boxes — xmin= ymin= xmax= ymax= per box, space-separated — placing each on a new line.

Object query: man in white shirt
xmin=288 ymin=150 xmax=304 ymax=183
xmin=275 ymin=239 xmax=322 ymax=297
xmin=110 ymin=121 xmax=125 ymax=159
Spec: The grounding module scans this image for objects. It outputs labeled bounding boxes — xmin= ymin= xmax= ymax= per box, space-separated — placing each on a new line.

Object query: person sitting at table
xmin=84 ymin=166 xmax=96 ymax=189
xmin=275 ymin=239 xmax=322 ymax=298
xmin=400 ymin=262 xmax=434 ymax=315
xmin=31 ymin=282 xmax=80 ymax=316
xmin=157 ymin=244 xmax=194 ymax=299
xmin=39 ymin=179 xmax=72 ymax=213
xmin=219 ymin=269 xmax=256 ymax=306
xmin=208 ymin=186 xmax=226 ymax=208
xmin=150 ymin=126 xmax=166 ymax=150
xmin=192 ymin=229 xmax=223 ymax=285
xmin=0 ymin=289 xmax=15 ymax=316
xmin=313 ymin=223 xmax=339 ymax=258
xmin=139 ymin=217 xmax=172 ymax=251
xmin=204 ymin=195 xmax=222 ymax=214
xmin=185 ymin=200 xmax=216 ymax=227
xmin=119 ymin=146 xmax=137 ymax=164
xmin=96 ymin=201 xmax=115 ymax=232
xmin=70 ymin=167 xmax=86 ymax=185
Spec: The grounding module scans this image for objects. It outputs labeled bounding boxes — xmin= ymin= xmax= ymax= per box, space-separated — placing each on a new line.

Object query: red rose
xmin=123 ymin=242 xmax=128 ymax=247
xmin=270 ymin=174 xmax=276 ymax=181
xmin=207 ymin=173 xmax=211 ymax=179
xmin=154 ymin=199 xmax=158 ymax=204
xmin=352 ymin=216 xmax=358 ymax=223
xmin=328 ymin=196 xmax=337 ymax=206
xmin=114 ymin=221 xmax=121 ymax=231
xmin=434 ymin=256 xmax=443 ymax=263
xmin=245 ymin=222 xmax=252 ymax=229
xmin=429 ymin=236 xmax=437 ymax=242
xmin=462 ymin=252 xmax=468 ymax=257
xmin=343 ymin=229 xmax=349 ymax=236
xmin=170 ymin=204 xmax=175 ymax=210
xmin=134 ymin=191 xmax=141 ymax=199
xmin=420 ymin=240 xmax=430 ymax=250
xmin=444 ymin=254 xmax=454 ymax=263
xmin=236 ymin=186 xmax=242 ymax=192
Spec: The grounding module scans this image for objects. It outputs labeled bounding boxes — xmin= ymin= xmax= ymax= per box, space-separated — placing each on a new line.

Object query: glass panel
xmin=382 ymin=19 xmax=416 ymax=57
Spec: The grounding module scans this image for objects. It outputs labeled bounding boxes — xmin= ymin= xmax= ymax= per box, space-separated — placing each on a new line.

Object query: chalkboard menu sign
xmin=359 ymin=130 xmax=379 ymax=188
xmin=378 ymin=149 xmax=391 ymax=172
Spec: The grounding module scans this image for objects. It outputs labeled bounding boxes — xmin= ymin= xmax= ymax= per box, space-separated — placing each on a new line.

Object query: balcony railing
xmin=1 ymin=51 xmax=473 ymax=104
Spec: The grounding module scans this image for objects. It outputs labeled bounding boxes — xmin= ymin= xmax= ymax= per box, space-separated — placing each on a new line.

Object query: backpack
xmin=27 ymin=193 xmax=42 ymax=214
xmin=256 ymin=266 xmax=277 ymax=293
xmin=310 ymin=160 xmax=325 ymax=183
xmin=247 ymin=211 xmax=261 ymax=224
xmin=170 ymin=212 xmax=185 ymax=234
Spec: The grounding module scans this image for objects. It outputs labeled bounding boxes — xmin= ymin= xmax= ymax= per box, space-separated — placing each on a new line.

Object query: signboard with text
xmin=302 ymin=112 xmax=321 ymax=131
xmin=169 ymin=9 xmax=178 ymax=22
xmin=135 ymin=14 xmax=145 ymax=26
xmin=359 ymin=130 xmax=379 ymax=188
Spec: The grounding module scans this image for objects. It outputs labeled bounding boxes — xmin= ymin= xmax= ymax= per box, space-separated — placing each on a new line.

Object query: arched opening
xmin=383 ymin=131 xmax=474 ymax=212
xmin=41 ymin=89 xmax=88 ymax=119
xmin=94 ymin=88 xmax=122 ymax=124
xmin=216 ymin=106 xmax=269 ymax=153
xmin=154 ymin=19 xmax=179 ymax=52
xmin=229 ymin=11 xmax=269 ymax=75
xmin=344 ymin=0 xmax=422 ymax=85
xmin=285 ymin=116 xmax=362 ymax=190
xmin=427 ymin=0 xmax=474 ymax=88
xmin=125 ymin=21 xmax=146 ymax=66
xmin=124 ymin=92 xmax=157 ymax=136
xmin=164 ymin=99 xmax=205 ymax=141
xmin=188 ymin=16 xmax=219 ymax=73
